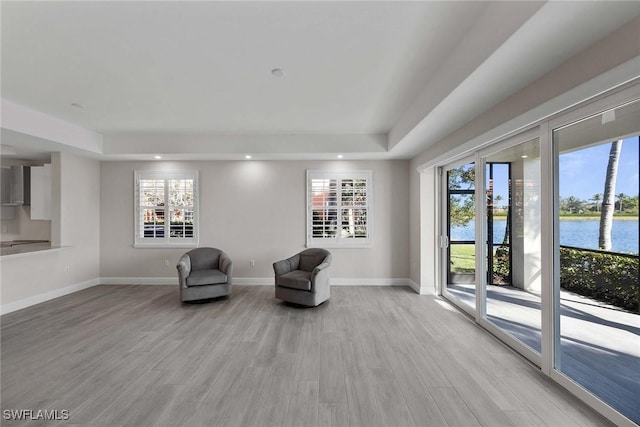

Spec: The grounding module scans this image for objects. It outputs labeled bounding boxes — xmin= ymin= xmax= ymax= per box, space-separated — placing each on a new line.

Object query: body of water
xmin=451 ymin=218 xmax=639 ymax=254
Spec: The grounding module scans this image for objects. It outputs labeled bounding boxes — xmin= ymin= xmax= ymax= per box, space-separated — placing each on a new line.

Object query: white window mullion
xmin=134 ymin=171 xmax=199 ymax=248
xmin=135 ymin=177 xmax=141 ymax=240
xmin=307 ymin=170 xmax=372 ymax=248
xmin=163 ymin=179 xmax=170 ymax=242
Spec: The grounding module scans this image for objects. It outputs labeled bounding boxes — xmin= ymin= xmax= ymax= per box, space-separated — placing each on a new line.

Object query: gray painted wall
xmin=100 ymin=159 xmax=410 ymax=280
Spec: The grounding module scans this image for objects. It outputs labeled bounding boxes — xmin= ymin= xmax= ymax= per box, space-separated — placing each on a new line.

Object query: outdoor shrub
xmin=560 ymin=247 xmax=639 ymax=313
xmin=493 ymin=245 xmax=511 ymax=285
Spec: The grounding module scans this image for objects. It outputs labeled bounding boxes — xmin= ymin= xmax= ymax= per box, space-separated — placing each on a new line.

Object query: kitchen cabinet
xmin=1 ymin=167 xmax=10 ymax=204
xmin=1 ymin=168 xmax=16 ymax=220
xmin=31 ymin=164 xmax=51 ymax=220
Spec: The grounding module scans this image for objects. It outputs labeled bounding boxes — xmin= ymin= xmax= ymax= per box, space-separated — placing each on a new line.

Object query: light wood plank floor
xmin=1 ymin=285 xmax=614 ymax=427
xmin=449 ymin=283 xmax=640 ymax=424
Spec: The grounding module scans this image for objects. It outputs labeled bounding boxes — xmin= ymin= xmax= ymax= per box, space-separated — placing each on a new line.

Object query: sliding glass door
xmin=553 ymin=98 xmax=640 ymax=424
xmin=435 ymin=86 xmax=640 ymax=426
xmin=441 ymin=159 xmax=477 ymax=312
xmin=480 ymin=137 xmax=542 ymax=357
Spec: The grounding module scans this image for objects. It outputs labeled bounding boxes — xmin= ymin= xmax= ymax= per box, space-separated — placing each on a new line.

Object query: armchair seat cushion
xmin=277 ymin=270 xmax=312 ymax=291
xmin=186 ymin=269 xmax=228 ymax=287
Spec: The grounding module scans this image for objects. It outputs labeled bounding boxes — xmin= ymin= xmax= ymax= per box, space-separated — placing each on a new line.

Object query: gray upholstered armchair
xmin=177 ymin=247 xmax=233 ymax=302
xmin=273 ymin=248 xmax=332 ymax=306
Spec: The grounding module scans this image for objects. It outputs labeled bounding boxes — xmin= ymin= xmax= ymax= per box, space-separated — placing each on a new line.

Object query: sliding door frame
xmin=545 ymin=84 xmax=640 ymax=427
xmin=434 ymin=83 xmax=640 ymax=427
xmin=476 ymin=128 xmax=543 ymax=367
xmin=439 ymin=155 xmax=479 ymax=317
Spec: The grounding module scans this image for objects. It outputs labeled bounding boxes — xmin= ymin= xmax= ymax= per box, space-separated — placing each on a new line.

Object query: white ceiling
xmin=2 ymin=1 xmax=640 ymax=161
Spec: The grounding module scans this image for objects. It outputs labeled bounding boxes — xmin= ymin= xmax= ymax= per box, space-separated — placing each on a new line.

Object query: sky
xmin=559 ymin=136 xmax=639 ymax=201
xmin=487 ymin=136 xmax=639 ymax=204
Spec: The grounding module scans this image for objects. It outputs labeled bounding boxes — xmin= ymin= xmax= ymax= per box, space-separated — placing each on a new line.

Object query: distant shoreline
xmin=492 ymin=215 xmax=638 ymax=221
xmin=558 ymin=216 xmax=638 ymax=221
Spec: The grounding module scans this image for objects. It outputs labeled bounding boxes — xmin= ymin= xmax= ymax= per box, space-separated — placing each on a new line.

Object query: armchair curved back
xmin=299 ymin=248 xmax=331 ymax=272
xmin=187 ymin=247 xmax=222 ymax=271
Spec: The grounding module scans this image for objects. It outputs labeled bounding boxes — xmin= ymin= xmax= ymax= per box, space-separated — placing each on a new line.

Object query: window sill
xmin=133 ymin=243 xmax=199 ymax=249
xmin=306 ymin=242 xmax=373 ymax=249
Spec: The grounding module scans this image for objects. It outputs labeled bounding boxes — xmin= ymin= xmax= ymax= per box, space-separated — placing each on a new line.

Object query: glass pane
xmin=168 ymin=179 xmax=193 ymax=207
xmin=446 ymin=162 xmax=476 ymax=310
xmin=486 ymin=163 xmax=511 ymax=285
xmin=312 ymin=208 xmax=337 ymax=238
xmin=448 ymin=164 xmax=475 ymax=190
xmin=140 ymin=179 xmax=164 ymax=206
xmin=484 ymin=139 xmax=542 ymax=354
xmin=449 ymin=243 xmax=476 ymax=275
xmin=311 ymin=179 xmax=337 ymax=205
xmin=449 ymin=194 xmax=475 ymax=240
xmin=168 ymin=179 xmax=194 ymax=239
xmin=341 ymin=179 xmax=367 ymax=206
xmin=170 ymin=209 xmax=193 ymax=238
xmin=446 ymin=243 xmax=476 ymax=306
xmin=142 ymin=208 xmax=164 ymax=238
xmin=555 ymin=98 xmax=640 ymax=423
xmin=340 ymin=208 xmax=367 ymax=238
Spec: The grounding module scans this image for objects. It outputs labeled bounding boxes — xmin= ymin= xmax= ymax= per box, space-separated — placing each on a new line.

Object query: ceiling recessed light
xmin=271 ymin=68 xmax=285 ymax=78
xmin=154 ymin=155 xmax=162 ymax=160
xmin=337 ymin=154 xmax=343 ymax=159
xmin=521 ymin=155 xmax=528 ymax=158
xmin=245 ymin=155 xmax=252 ymax=159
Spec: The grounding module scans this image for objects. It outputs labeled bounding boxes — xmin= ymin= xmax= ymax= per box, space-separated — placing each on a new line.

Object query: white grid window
xmin=307 ymin=170 xmax=372 ymax=247
xmin=134 ymin=171 xmax=199 ymax=248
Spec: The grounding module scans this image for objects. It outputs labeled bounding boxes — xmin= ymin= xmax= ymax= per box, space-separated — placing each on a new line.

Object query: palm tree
xmin=599 ymin=140 xmax=622 ymax=250
xmin=564 ymin=196 xmax=583 ymax=214
xmin=616 ymin=192 xmax=626 ymax=212
xmin=494 ymin=194 xmax=503 ymax=210
xmin=591 ymin=193 xmax=602 ymax=212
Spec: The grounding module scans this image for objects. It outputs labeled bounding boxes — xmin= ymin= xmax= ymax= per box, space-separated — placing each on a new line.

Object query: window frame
xmin=134 ymin=170 xmax=199 ymax=248
xmin=306 ymin=169 xmax=373 ymax=248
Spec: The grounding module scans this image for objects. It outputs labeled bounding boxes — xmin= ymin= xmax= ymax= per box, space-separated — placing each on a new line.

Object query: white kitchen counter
xmin=0 ymin=242 xmax=58 ymax=257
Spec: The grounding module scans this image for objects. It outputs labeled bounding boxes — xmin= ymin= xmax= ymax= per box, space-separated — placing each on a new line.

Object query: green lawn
xmin=450 ymin=244 xmax=475 ymax=273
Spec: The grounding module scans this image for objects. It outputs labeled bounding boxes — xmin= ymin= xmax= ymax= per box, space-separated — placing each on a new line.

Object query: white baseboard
xmin=233 ymin=278 xmax=274 ymax=285
xmin=1 ymin=278 xmax=100 ymax=315
xmin=407 ymin=279 xmax=420 ymax=294
xmin=99 ymin=277 xmax=275 ymax=286
xmin=331 ymin=278 xmax=412 ymax=287
xmin=98 ymin=277 xmax=415 ymax=287
xmin=100 ymin=277 xmax=176 ymax=285
xmin=417 ymin=280 xmax=437 ymax=295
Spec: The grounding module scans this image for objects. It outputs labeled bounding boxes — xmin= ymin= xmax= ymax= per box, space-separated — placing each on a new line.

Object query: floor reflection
xmin=447 ymin=284 xmax=640 ymax=423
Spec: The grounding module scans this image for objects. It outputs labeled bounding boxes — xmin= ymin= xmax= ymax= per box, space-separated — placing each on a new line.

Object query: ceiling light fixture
xmin=154 ymin=155 xmax=162 ymax=160
xmin=521 ymin=155 xmax=528 ymax=158
xmin=337 ymin=154 xmax=343 ymax=159
xmin=245 ymin=155 xmax=252 ymax=159
xmin=271 ymin=68 xmax=285 ymax=78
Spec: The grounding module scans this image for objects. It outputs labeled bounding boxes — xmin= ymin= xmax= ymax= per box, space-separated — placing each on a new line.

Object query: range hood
xmin=1 ymin=166 xmax=31 ymax=206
